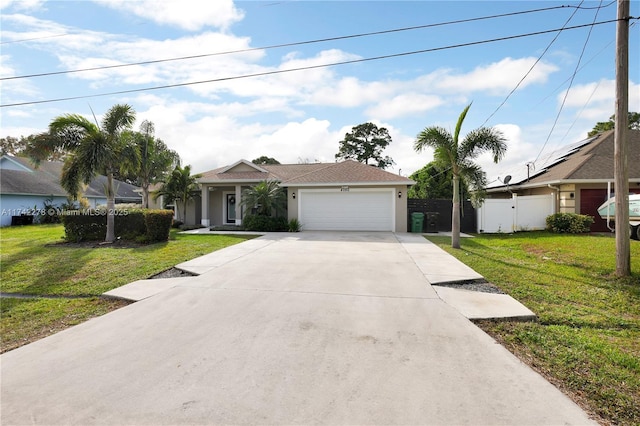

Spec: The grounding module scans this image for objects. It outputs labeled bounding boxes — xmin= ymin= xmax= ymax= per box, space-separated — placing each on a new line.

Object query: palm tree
xmin=128 ymin=120 xmax=180 ymax=208
xmin=50 ymin=104 xmax=138 ymax=243
xmin=414 ymin=103 xmax=507 ymax=248
xmin=155 ymin=164 xmax=201 ymax=223
xmin=240 ymin=180 xmax=286 ymax=217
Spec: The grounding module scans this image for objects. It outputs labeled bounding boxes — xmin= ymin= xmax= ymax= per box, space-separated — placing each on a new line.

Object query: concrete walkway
xmin=2 ymin=232 xmax=592 ymax=425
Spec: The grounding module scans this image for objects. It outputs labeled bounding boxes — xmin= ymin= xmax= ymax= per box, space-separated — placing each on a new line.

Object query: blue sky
xmin=1 ymin=0 xmax=638 ymax=183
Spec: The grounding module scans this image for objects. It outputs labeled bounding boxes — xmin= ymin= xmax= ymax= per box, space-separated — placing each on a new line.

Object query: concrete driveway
xmin=1 ymin=232 xmax=594 ymax=425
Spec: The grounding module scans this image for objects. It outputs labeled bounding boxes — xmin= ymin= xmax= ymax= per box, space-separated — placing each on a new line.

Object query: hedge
xmin=61 ymin=209 xmax=174 ymax=242
xmin=545 ymin=212 xmax=594 ymax=234
xmin=144 ymin=210 xmax=174 ymax=242
xmin=242 ymin=215 xmax=288 ymax=232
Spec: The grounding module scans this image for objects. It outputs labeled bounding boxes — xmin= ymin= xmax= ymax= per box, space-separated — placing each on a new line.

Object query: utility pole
xmin=614 ymin=0 xmax=630 ymax=276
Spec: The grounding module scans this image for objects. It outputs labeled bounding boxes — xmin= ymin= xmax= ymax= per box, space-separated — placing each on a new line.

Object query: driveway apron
xmin=1 ymin=232 xmax=595 ymax=425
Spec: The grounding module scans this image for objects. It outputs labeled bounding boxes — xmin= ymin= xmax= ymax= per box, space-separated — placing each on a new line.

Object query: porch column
xmin=201 ymin=185 xmax=210 ymax=227
xmin=235 ymin=184 xmax=242 ymax=225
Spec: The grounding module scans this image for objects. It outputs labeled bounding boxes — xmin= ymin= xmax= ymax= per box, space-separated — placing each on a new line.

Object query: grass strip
xmin=426 ymin=232 xmax=639 ymax=425
xmin=1 ymin=224 xmax=256 ymax=352
xmin=1 ymin=224 xmax=254 ymax=296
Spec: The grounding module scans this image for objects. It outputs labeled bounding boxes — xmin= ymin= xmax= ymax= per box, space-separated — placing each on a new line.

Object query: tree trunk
xmin=182 ymin=200 xmax=188 ymax=224
xmin=142 ymin=183 xmax=149 ymax=209
xmin=105 ymin=172 xmax=115 ymax=243
xmin=451 ymin=174 xmax=461 ymax=249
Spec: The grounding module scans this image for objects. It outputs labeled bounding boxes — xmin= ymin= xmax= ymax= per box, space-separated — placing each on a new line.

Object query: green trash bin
xmin=411 ymin=212 xmax=424 ymax=233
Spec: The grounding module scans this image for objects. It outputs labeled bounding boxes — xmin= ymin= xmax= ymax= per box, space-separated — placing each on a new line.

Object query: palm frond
xmin=414 ymin=127 xmax=454 ymax=155
xmin=118 ymin=134 xmax=142 ymax=176
xmin=241 ymin=180 xmax=286 ymax=217
xmin=458 ymin=161 xmax=487 ymax=191
xmin=60 ymin=155 xmax=83 ymax=199
xmin=102 ymin=104 xmax=136 ymax=136
xmin=459 ymin=127 xmax=507 ymax=162
xmin=453 ymin=103 xmax=472 ymax=143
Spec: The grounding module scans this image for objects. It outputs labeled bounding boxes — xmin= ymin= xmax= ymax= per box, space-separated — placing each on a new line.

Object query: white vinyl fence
xmin=477 ymin=194 xmax=556 ymax=233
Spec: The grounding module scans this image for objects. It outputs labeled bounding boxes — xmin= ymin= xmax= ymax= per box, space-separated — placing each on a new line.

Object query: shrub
xmin=61 ymin=209 xmax=173 ymax=242
xmin=546 ymin=213 xmax=594 ymax=234
xmin=288 ymin=218 xmax=301 ymax=232
xmin=37 ymin=197 xmax=62 ymax=224
xmin=242 ymin=214 xmax=288 ymax=232
xmin=116 ymin=209 xmax=146 ymax=240
xmin=144 ymin=210 xmax=174 ymax=242
xmin=61 ymin=212 xmax=105 ymax=241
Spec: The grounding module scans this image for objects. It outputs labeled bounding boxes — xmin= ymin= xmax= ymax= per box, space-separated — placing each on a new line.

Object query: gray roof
xmin=199 ymin=159 xmax=414 ymax=186
xmin=488 ymin=129 xmax=640 ymax=190
xmin=0 ymin=155 xmax=142 ymax=201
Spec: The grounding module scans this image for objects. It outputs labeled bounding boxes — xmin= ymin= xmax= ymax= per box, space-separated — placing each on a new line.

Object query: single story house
xmin=196 ymin=159 xmax=415 ymax=232
xmin=486 ymin=129 xmax=640 ymax=232
xmin=0 ymin=155 xmax=142 ymax=227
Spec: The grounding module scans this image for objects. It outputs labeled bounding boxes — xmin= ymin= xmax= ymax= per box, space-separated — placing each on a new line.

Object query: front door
xmin=226 ymin=193 xmax=237 ymax=224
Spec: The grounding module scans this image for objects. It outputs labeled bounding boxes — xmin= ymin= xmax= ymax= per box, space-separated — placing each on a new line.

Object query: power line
xmin=533 ymin=0 xmax=605 ymax=164
xmin=558 ymin=20 xmax=637 ymax=141
xmin=535 ymin=20 xmax=637 ymax=107
xmin=0 ymin=19 xmax=623 ymax=108
xmin=0 ymin=33 xmax=69 ymax=45
xmin=480 ymin=0 xmax=586 ymax=127
xmin=0 ymin=4 xmax=607 ymax=82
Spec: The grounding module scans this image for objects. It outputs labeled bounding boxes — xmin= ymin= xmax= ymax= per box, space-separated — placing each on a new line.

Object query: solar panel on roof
xmin=486 ymin=134 xmax=600 ymax=188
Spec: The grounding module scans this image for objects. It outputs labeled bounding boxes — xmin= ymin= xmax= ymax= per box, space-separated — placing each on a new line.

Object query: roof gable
xmin=0 ymin=155 xmax=33 ymax=172
xmin=219 ymin=159 xmax=269 ymax=174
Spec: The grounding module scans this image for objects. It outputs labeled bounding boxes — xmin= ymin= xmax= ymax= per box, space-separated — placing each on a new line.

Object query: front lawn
xmin=0 ymin=224 xmax=255 ymax=352
xmin=426 ymin=232 xmax=640 ymax=426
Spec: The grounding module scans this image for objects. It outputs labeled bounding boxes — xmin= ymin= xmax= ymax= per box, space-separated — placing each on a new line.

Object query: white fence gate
xmin=477 ymin=194 xmax=556 ymax=233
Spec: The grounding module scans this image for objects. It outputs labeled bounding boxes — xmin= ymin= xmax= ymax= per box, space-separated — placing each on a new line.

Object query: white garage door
xmin=299 ymin=189 xmax=394 ymax=231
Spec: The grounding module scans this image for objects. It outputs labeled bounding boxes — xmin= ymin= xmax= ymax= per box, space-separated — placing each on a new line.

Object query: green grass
xmin=1 ymin=297 xmax=130 ymax=353
xmin=426 ymin=232 xmax=640 ymax=425
xmin=0 ymin=224 xmax=256 ymax=352
xmin=1 ymin=224 xmax=254 ymax=296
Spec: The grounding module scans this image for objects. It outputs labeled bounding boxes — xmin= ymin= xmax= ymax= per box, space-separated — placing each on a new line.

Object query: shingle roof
xmin=489 ymin=130 xmax=640 ymax=190
xmin=526 ymin=130 xmax=640 ymax=184
xmin=0 ymin=155 xmax=142 ymax=201
xmin=198 ymin=159 xmax=413 ymax=186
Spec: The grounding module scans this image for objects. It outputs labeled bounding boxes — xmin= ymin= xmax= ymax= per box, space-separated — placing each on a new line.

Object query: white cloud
xmin=436 ymin=57 xmax=559 ymax=94
xmin=309 ymin=77 xmax=391 ymax=108
xmin=366 ymin=94 xmax=444 ymax=120
xmin=476 ymin=124 xmax=539 ymax=184
xmin=0 ymin=0 xmax=44 ymax=12
xmin=56 ymin=32 xmax=260 ymax=90
xmin=560 ymin=79 xmax=640 ymax=122
xmin=136 ymin=97 xmax=339 ymax=172
xmin=0 ymin=54 xmax=41 ymax=102
xmin=94 ymin=0 xmax=244 ymax=31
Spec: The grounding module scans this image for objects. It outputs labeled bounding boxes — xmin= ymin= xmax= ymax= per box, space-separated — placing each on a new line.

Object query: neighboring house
xmin=486 ymin=129 xmax=640 ymax=232
xmin=196 ymin=159 xmax=414 ymax=232
xmin=0 ymin=155 xmax=142 ymax=227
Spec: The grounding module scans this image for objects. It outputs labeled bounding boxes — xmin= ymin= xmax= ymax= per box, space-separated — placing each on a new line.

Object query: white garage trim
xmin=298 ymin=188 xmax=395 ymax=231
